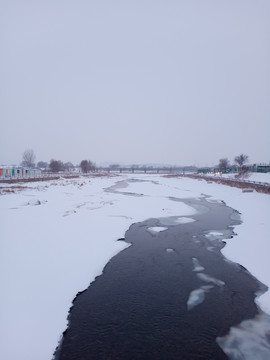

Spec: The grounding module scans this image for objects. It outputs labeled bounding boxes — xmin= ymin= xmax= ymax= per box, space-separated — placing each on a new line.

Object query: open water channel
xmin=54 ymin=183 xmax=266 ymax=360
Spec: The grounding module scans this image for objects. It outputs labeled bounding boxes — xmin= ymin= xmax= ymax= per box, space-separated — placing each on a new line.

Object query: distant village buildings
xmin=0 ymin=166 xmax=42 ymax=179
xmin=0 ymin=163 xmax=269 ymax=180
xmin=198 ymin=164 xmax=270 ymax=175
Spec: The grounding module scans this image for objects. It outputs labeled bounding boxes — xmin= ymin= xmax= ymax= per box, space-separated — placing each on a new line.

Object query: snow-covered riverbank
xmin=1 ymin=174 xmax=269 ymax=360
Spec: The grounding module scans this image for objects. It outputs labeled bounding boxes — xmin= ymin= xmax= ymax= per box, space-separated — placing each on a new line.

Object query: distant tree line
xmin=20 ymin=149 xmax=253 ymax=176
xmin=20 ymin=149 xmax=96 ymax=173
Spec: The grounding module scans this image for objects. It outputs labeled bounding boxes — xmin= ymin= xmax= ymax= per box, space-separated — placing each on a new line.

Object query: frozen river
xmin=1 ymin=175 xmax=270 ymax=360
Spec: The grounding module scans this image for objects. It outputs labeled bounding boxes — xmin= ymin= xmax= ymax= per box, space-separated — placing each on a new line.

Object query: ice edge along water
xmin=1 ymin=174 xmax=270 ymax=360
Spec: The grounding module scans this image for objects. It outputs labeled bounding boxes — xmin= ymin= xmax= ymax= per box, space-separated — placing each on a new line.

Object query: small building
xmin=0 ymin=166 xmax=42 ymax=179
xmin=256 ymin=164 xmax=270 ymax=173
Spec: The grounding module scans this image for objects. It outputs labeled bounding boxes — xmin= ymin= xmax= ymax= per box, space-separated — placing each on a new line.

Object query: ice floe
xmin=175 ymin=217 xmax=195 ymax=224
xmin=205 ymin=231 xmax=224 ymax=241
xmin=166 ymin=248 xmax=175 ymax=253
xmin=192 ymin=258 xmax=205 ymax=272
xmin=197 ymin=273 xmax=225 ymax=287
xmin=206 ymin=231 xmax=223 ymax=236
xmin=187 ymin=285 xmax=214 ymax=310
xmin=147 ymin=226 xmax=168 ymax=233
xmin=158 ymin=216 xmax=195 ymax=226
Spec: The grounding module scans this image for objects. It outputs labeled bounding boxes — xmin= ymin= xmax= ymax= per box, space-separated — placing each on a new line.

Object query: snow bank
xmin=246 ymin=172 xmax=270 ymax=184
xmin=217 ymin=313 xmax=270 ymax=360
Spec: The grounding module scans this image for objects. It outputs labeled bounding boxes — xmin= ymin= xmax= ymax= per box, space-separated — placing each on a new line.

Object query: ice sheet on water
xmin=197 ymin=273 xmax=225 ymax=287
xmin=205 ymin=231 xmax=224 ymax=241
xmin=187 ymin=285 xmax=214 ymax=310
xmin=175 ymin=217 xmax=195 ymax=224
xmin=192 ymin=258 xmax=205 ymax=272
xmin=187 ymin=288 xmax=205 ymax=310
xmin=147 ymin=226 xmax=168 ymax=233
xmin=217 ymin=312 xmax=270 ymax=360
xmin=158 ymin=216 xmax=195 ymax=226
xmin=206 ymin=231 xmax=223 ymax=236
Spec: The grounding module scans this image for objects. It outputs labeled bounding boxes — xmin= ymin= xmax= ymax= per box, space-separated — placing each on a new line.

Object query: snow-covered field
xmin=238 ymin=172 xmax=270 ymax=184
xmin=206 ymin=171 xmax=270 ymax=184
xmin=0 ymin=174 xmax=269 ymax=360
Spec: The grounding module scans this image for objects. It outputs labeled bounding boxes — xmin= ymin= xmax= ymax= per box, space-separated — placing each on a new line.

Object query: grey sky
xmin=1 ymin=0 xmax=269 ymax=166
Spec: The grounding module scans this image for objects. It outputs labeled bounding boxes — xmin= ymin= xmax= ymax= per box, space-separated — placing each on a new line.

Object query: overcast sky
xmin=1 ymin=0 xmax=269 ymax=167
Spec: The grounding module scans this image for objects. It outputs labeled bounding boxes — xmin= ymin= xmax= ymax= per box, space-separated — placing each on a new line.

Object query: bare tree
xmin=218 ymin=158 xmax=230 ymax=171
xmin=234 ymin=154 xmax=249 ymax=167
xmin=22 ymin=149 xmax=36 ymax=168
xmin=63 ymin=162 xmax=74 ymax=171
xmin=80 ymin=160 xmax=95 ymax=173
xmin=80 ymin=160 xmax=88 ymax=173
xmin=49 ymin=159 xmax=64 ymax=172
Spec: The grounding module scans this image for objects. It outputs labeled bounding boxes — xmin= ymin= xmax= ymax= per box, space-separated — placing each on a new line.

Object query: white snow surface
xmin=1 ymin=174 xmax=270 ymax=360
xmin=215 ymin=172 xmax=270 ymax=184
xmin=217 ymin=313 xmax=270 ymax=360
xmin=246 ymin=172 xmax=270 ymax=184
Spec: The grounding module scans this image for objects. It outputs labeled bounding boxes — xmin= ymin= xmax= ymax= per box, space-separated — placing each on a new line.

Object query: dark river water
xmin=54 ymin=197 xmax=266 ymax=360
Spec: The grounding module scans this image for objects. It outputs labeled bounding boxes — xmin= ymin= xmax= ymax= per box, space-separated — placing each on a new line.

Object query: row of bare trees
xmin=218 ymin=154 xmax=249 ymax=171
xmin=21 ymin=149 xmax=95 ymax=173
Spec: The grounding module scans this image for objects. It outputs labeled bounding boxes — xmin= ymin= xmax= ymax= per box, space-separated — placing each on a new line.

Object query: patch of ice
xmin=187 ymin=285 xmax=214 ymax=310
xmin=206 ymin=231 xmax=223 ymax=236
xmin=175 ymin=217 xmax=195 ymax=224
xmin=192 ymin=258 xmax=205 ymax=272
xmin=205 ymin=231 xmax=224 ymax=241
xmin=217 ymin=312 xmax=270 ymax=360
xmin=148 ymin=226 xmax=168 ymax=233
xmin=187 ymin=288 xmax=206 ymax=310
xmin=197 ymin=273 xmax=225 ymax=287
xmin=166 ymin=248 xmax=175 ymax=253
